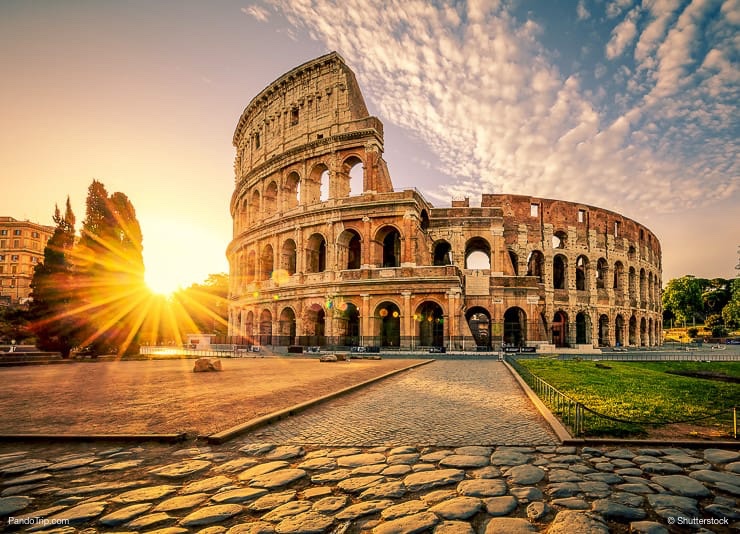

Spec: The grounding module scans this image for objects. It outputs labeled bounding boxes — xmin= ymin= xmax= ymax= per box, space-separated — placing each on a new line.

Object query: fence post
xmin=734 ymin=407 xmax=737 ymax=440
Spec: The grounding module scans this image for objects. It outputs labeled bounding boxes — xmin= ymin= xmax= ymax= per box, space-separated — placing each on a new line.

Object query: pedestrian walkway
xmin=244 ymin=361 xmax=558 ymax=447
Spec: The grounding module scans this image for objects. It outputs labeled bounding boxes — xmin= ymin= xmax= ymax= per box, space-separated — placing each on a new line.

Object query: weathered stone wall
xmin=227 ymin=54 xmax=663 ymax=350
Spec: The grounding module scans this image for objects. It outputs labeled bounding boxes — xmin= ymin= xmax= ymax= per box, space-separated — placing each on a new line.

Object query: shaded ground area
xmin=0 ymin=358 xmax=417 ymax=436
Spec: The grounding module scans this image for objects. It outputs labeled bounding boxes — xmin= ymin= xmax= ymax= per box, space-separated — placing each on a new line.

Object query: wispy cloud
xmin=241 ymin=4 xmax=269 ymax=22
xmin=262 ymin=0 xmax=738 ymax=217
xmin=577 ymin=0 xmax=591 ymax=20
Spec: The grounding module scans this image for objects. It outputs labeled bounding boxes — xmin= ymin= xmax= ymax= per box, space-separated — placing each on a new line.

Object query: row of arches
xmin=232 ymin=226 xmax=403 ymax=287
xmin=235 ymin=157 xmax=365 ymax=232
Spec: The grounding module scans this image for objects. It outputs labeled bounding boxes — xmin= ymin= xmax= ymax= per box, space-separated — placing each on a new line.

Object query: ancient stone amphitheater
xmin=227 ymin=52 xmax=662 ymax=351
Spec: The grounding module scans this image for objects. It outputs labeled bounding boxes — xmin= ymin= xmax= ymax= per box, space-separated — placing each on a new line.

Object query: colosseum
xmin=227 ymin=52 xmax=662 ymax=352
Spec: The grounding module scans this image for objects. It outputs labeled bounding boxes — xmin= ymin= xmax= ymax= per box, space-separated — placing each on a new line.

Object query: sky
xmin=1 ymin=0 xmax=738 ymax=293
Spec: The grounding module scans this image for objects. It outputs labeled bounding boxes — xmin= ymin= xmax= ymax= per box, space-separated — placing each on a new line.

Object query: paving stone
xmin=606 ymin=449 xmax=635 ymax=460
xmin=327 ymin=447 xmax=363 ymax=457
xmin=615 ymin=467 xmax=644 ymax=476
xmin=704 ymin=449 xmax=740 ymax=464
xmin=646 ymin=494 xmax=699 ymax=518
xmin=361 ymin=480 xmax=407 ymax=499
xmin=526 ymin=501 xmax=549 ymax=520
xmin=125 ymin=511 xmax=176 ymax=530
xmin=381 ymin=499 xmax=428 ymax=520
xmin=262 ymin=500 xmax=313 ymax=521
xmin=214 ymin=457 xmax=260 ymax=473
xmin=98 ymin=459 xmax=145 ymax=472
xmin=615 ymin=483 xmax=654 ymax=494
xmin=373 ymin=511 xmax=439 ymax=534
xmin=335 ymin=499 xmax=393 ymax=520
xmin=641 ymin=463 xmax=683 ymax=475
xmin=382 ymin=464 xmax=412 ymax=476
xmin=352 ymin=464 xmax=387 ymax=475
xmin=248 ymin=491 xmax=297 ymax=512
xmin=387 ymin=453 xmax=420 ymax=465
xmin=412 ymin=463 xmax=436 ymax=472
xmin=591 ymin=498 xmax=647 ymax=522
xmin=548 ymin=469 xmax=583 ymax=483
xmin=704 ymin=503 xmax=740 ymax=520
xmin=439 ymin=455 xmax=489 ymax=468
xmin=249 ymin=468 xmax=307 ymax=489
xmin=629 ymin=521 xmax=669 ymax=534
xmin=181 ymin=475 xmax=233 ymax=494
xmin=490 ymin=450 xmax=530 ymax=466
xmin=1 ymin=472 xmax=53 ymax=486
xmin=433 ymin=520 xmax=474 ymax=534
xmin=274 ymin=511 xmax=334 ymax=533
xmin=239 ymin=443 xmax=275 ymax=456
xmin=227 ymin=521 xmax=275 ymax=533
xmin=583 ymin=472 xmax=622 ymax=484
xmin=713 ymin=481 xmax=740 ymax=496
xmin=470 ymin=466 xmax=501 ymax=479
xmin=337 ymin=475 xmax=385 ymax=493
xmin=577 ymin=480 xmax=611 ymax=498
xmin=689 ymin=468 xmax=740 ymax=487
xmin=429 ymin=496 xmax=482 ymax=520
xmin=661 ymin=454 xmax=703 ymax=466
xmin=404 ymin=469 xmax=465 ymax=492
xmin=456 ymin=478 xmax=507 ymax=497
xmin=725 ymin=461 xmax=740 ymax=473
xmin=336 ymin=453 xmax=386 ymax=467
xmin=114 ymin=484 xmax=179 ymax=503
xmin=483 ymin=517 xmax=537 ymax=533
xmin=238 ymin=461 xmax=290 ymax=481
xmin=419 ymin=450 xmax=453 ymax=463
xmin=389 ymin=446 xmax=418 ymax=455
xmin=263 ymin=445 xmax=305 ymax=461
xmin=310 ymin=469 xmax=352 ymax=483
xmin=610 ymin=492 xmax=645 ymax=508
xmin=297 ymin=457 xmax=337 ymax=471
xmin=483 ymin=495 xmax=518 ymax=516
xmin=551 ymin=497 xmax=589 ymax=510
xmin=509 ymin=486 xmax=543 ymax=503
xmin=312 ymin=495 xmax=347 ymax=514
xmin=0 ymin=459 xmax=50 ymax=475
xmin=150 ymin=459 xmax=212 ymax=479
xmin=99 ymin=502 xmax=154 ymax=526
xmin=420 ymin=489 xmax=457 ymax=505
xmin=11 ymin=504 xmax=67 ymax=523
xmin=0 ymin=495 xmax=32 ymax=515
xmin=302 ymin=487 xmax=332 ymax=499
xmin=40 ymin=501 xmax=108 ymax=526
xmin=506 ymin=464 xmax=545 ymax=485
xmin=179 ymin=504 xmax=243 ymax=527
xmin=2 ymin=483 xmax=47 ymax=497
xmin=652 ymin=474 xmax=711 ymax=498
xmin=546 ymin=482 xmax=580 ymax=498
xmin=547 ymin=510 xmax=609 ymax=534
xmin=153 ymin=492 xmax=210 ymax=511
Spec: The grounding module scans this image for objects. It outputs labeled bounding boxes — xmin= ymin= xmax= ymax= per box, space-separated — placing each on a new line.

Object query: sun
xmin=145 ymin=270 xmax=184 ymax=296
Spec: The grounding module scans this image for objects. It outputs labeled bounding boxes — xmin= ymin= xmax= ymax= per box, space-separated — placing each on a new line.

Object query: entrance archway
xmin=376 ymin=302 xmax=400 ymax=347
xmin=278 ymin=307 xmax=296 ymax=346
xmin=598 ymin=314 xmax=610 ymax=347
xmin=466 ymin=307 xmax=491 ymax=348
xmin=416 ymin=302 xmax=444 ymax=347
xmin=552 ymin=311 xmax=568 ymax=347
xmin=504 ymin=307 xmax=527 ymax=347
xmin=337 ymin=302 xmax=360 ymax=346
xmin=575 ymin=312 xmax=589 ymax=344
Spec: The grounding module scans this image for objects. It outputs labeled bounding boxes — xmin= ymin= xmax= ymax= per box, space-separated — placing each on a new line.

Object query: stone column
xmin=360 ymin=294 xmax=371 ymax=345
xmin=401 ymin=291 xmax=412 ymax=349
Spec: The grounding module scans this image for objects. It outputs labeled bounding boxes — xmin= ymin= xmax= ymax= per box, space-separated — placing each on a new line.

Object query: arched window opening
xmin=259 ymin=309 xmax=272 ymax=346
xmin=281 ymin=239 xmax=297 ymax=276
xmin=596 ymin=258 xmax=608 ymax=289
xmin=278 ymin=308 xmax=296 ymax=346
xmin=338 ymin=229 xmax=362 ymax=270
xmin=433 ymin=241 xmax=452 ymax=266
xmin=640 ymin=317 xmax=647 ymax=346
xmin=420 ymin=210 xmax=430 ymax=231
xmin=376 ymin=302 xmax=401 ymax=347
xmin=416 ymin=302 xmax=444 ymax=347
xmin=306 ymin=233 xmax=327 ymax=273
xmin=598 ymin=314 xmax=610 ymax=347
xmin=552 ymin=230 xmax=567 ymax=249
xmin=302 ymin=303 xmax=326 ymax=346
xmin=377 ymin=226 xmax=401 ymax=268
xmin=244 ymin=311 xmax=254 ymax=344
xmin=344 ymin=156 xmax=364 ymax=197
xmin=553 ymin=255 xmax=567 ymax=289
xmin=613 ymin=261 xmax=624 ymax=291
xmin=251 ymin=190 xmax=261 ymax=225
xmin=639 ymin=268 xmax=646 ymax=302
xmin=629 ymin=267 xmax=637 ymax=301
xmin=466 ymin=307 xmax=491 ymax=348
xmin=508 ymin=250 xmax=519 ymax=275
xmin=552 ymin=311 xmax=568 ymax=347
xmin=576 ymin=312 xmax=590 ymax=344
xmin=246 ymin=250 xmax=256 ymax=283
xmin=503 ymin=307 xmax=527 ymax=347
xmin=465 ymin=237 xmax=491 ymax=269
xmin=320 ymin=169 xmax=330 ymax=202
xmin=576 ymin=255 xmax=588 ymax=291
xmin=527 ymin=250 xmax=545 ymax=282
xmin=260 ymin=245 xmax=273 ymax=281
xmin=264 ymin=181 xmax=278 ymax=216
xmin=285 ymin=172 xmax=301 ymax=209
xmin=337 ymin=302 xmax=360 ymax=346
xmin=615 ymin=314 xmax=625 ymax=347
xmin=629 ymin=316 xmax=637 ymax=346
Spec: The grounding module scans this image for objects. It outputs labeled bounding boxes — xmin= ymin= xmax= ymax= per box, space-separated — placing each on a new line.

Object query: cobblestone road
xmin=245 ymin=361 xmax=558 ymax=447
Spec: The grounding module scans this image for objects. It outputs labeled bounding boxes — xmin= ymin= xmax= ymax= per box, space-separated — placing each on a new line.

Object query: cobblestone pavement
xmin=246 ymin=361 xmax=558 ymax=447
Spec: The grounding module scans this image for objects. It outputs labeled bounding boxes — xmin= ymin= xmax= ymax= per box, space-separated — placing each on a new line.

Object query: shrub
xmin=687 ymin=327 xmax=699 ymax=338
xmin=711 ymin=325 xmax=729 ymax=338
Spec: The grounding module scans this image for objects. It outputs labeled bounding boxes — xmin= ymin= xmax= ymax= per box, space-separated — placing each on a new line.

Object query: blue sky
xmin=1 ymin=0 xmax=737 ymax=291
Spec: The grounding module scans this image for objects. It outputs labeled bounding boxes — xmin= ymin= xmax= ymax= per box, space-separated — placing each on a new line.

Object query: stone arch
xmin=259 ymin=244 xmax=273 ymax=281
xmin=466 ymin=307 xmax=491 ymax=348
xmin=415 ymin=301 xmax=444 ymax=347
xmin=278 ymin=307 xmax=296 ymax=346
xmin=244 ymin=310 xmax=254 ymax=342
xmin=303 ymin=303 xmax=326 ymax=345
xmin=575 ymin=312 xmax=590 ymax=344
xmin=259 ymin=309 xmax=272 ymax=345
xmin=337 ymin=229 xmax=362 ymax=270
xmin=305 ymin=163 xmax=329 ymax=205
xmin=598 ymin=314 xmax=610 ymax=347
xmin=337 ymin=302 xmax=360 ymax=346
xmin=552 ymin=310 xmax=568 ymax=347
xmin=629 ymin=267 xmax=637 ymax=302
xmin=553 ymin=254 xmax=567 ymax=290
xmin=615 ymin=314 xmax=625 ymax=347
xmin=596 ymin=258 xmax=608 ymax=289
xmin=640 ymin=268 xmax=647 ymax=303
xmin=306 ymin=233 xmax=327 ymax=273
xmin=649 ymin=317 xmax=654 ymax=346
xmin=240 ymin=197 xmax=249 ymax=231
xmin=575 ymin=255 xmax=589 ymax=291
xmin=504 ymin=307 xmax=527 ymax=347
xmin=433 ymin=240 xmax=452 ymax=266
xmin=640 ymin=317 xmax=647 ymax=346
xmin=419 ymin=210 xmax=430 ymax=231
xmin=246 ymin=250 xmax=256 ymax=282
xmin=264 ymin=180 xmax=278 ymax=215
xmin=629 ymin=315 xmax=637 ymax=345
xmin=376 ymin=301 xmax=401 ymax=347
xmin=284 ymin=171 xmax=301 ymax=210
xmin=508 ymin=249 xmax=519 ymax=276
xmin=552 ymin=230 xmax=567 ymax=249
xmin=527 ymin=250 xmax=545 ymax=282
xmin=251 ymin=189 xmax=261 ymax=225
xmin=614 ymin=261 xmax=624 ymax=291
xmin=280 ymin=239 xmax=297 ymax=276
xmin=342 ymin=155 xmax=364 ymax=197
xmin=465 ymin=237 xmax=491 ymax=269
xmin=376 ymin=225 xmax=402 ymax=268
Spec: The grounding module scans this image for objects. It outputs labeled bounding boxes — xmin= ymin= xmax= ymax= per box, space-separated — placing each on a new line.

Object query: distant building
xmin=227 ymin=53 xmax=663 ymax=350
xmin=0 ymin=217 xmax=54 ymax=306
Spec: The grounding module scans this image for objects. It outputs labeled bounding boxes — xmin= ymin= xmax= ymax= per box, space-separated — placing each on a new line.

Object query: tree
xmin=75 ymin=180 xmax=147 ymax=355
xmin=29 ymin=198 xmax=80 ymax=357
xmin=702 ymin=278 xmax=731 ymax=317
xmin=172 ymin=273 xmax=229 ymax=338
xmin=662 ymin=276 xmax=704 ymax=326
xmin=722 ymin=278 xmax=740 ymax=328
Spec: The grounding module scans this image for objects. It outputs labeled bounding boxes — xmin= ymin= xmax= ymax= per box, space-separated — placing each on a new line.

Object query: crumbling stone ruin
xmin=227 ymin=52 xmax=662 ymax=350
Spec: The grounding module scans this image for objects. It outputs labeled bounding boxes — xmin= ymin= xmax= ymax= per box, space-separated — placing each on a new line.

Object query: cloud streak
xmin=261 ymin=0 xmax=738 ymax=217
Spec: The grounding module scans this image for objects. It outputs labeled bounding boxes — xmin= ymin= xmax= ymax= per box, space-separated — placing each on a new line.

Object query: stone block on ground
xmin=193 ymin=358 xmax=223 ymax=372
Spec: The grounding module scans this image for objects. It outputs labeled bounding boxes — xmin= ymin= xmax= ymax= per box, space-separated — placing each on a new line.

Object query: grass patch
xmin=518 ymin=359 xmax=740 ymax=437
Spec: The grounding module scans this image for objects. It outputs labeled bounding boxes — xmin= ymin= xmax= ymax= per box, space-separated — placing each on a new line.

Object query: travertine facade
xmin=0 ymin=216 xmax=54 ymax=306
xmin=227 ymin=53 xmax=662 ymax=349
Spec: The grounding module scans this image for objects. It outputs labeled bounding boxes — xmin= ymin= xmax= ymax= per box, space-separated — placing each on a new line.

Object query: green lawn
xmin=517 ymin=359 xmax=740 ymax=437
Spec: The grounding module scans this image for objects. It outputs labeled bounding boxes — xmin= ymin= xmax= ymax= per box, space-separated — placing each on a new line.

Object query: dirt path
xmin=0 ymin=358 xmax=418 ymax=436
